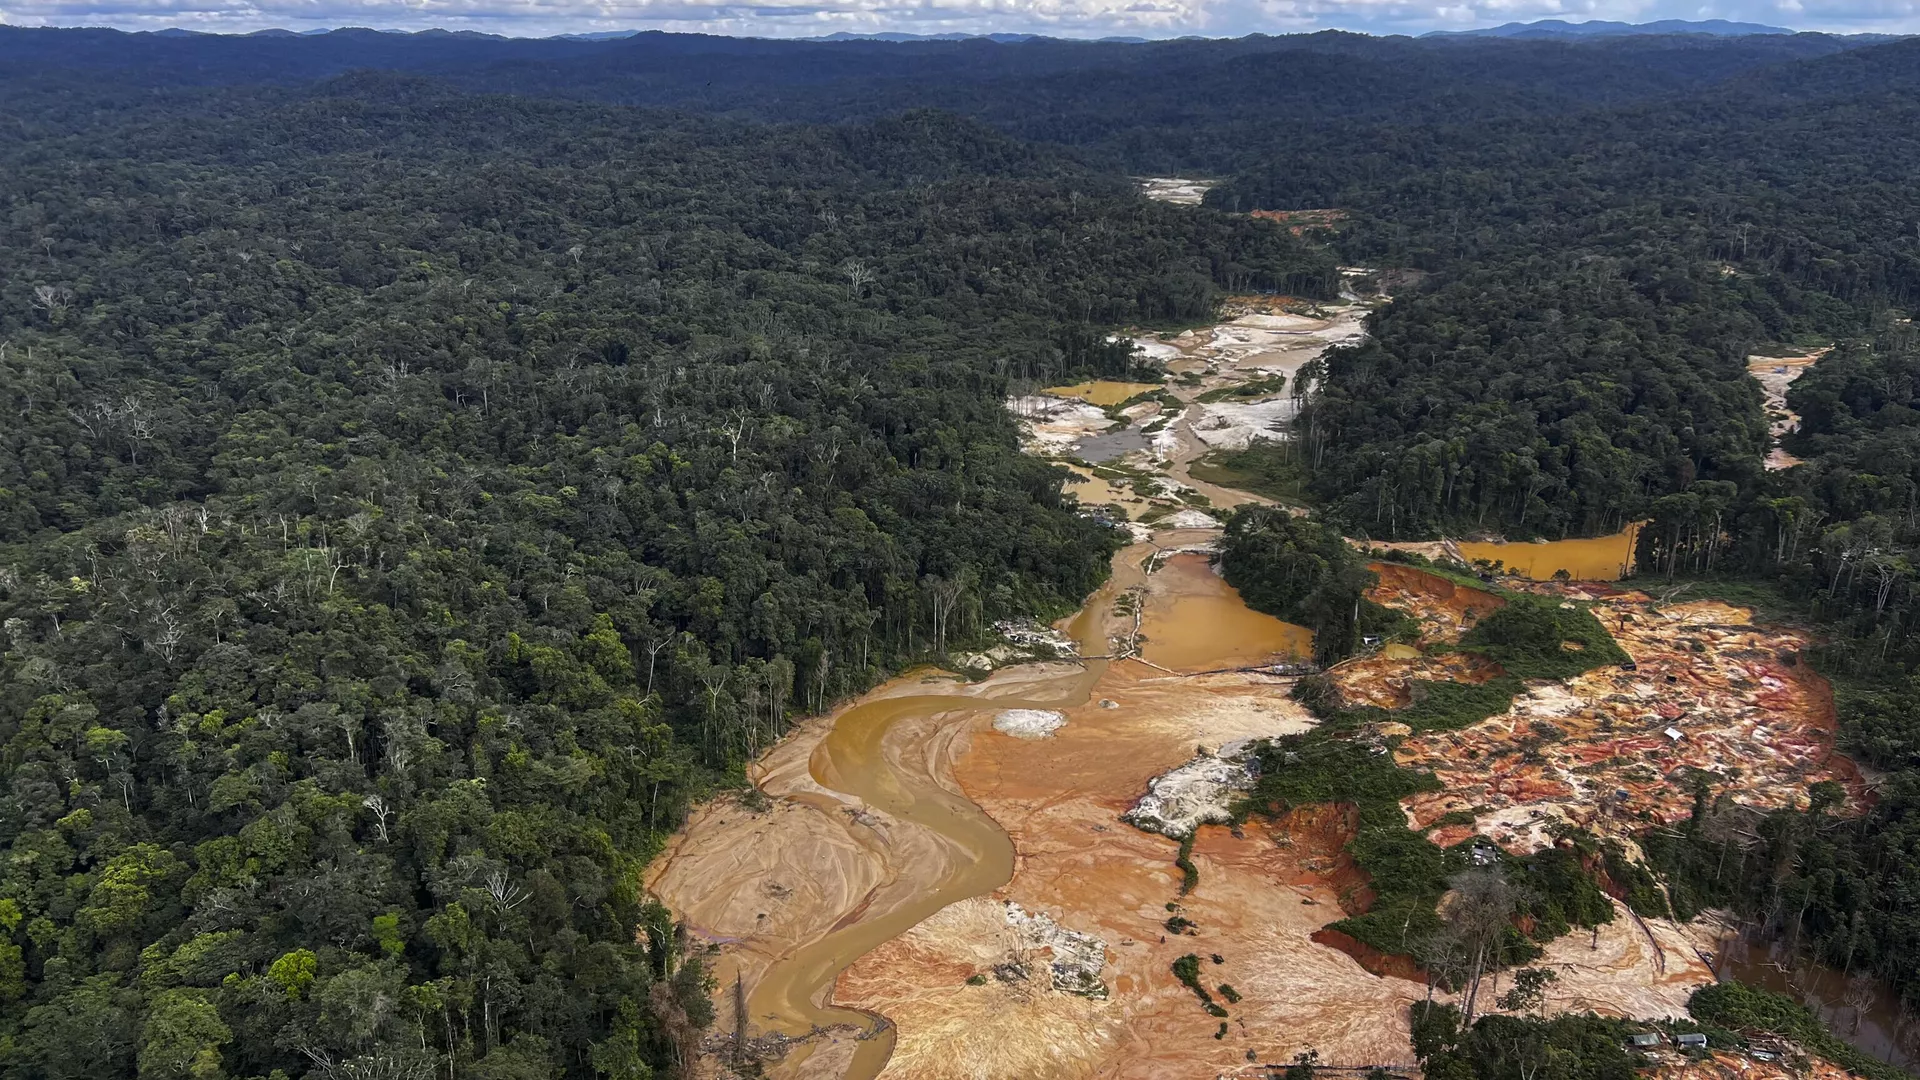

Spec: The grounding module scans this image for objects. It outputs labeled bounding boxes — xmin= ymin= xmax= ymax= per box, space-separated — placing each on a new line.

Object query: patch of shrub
xmin=1460 ymin=595 xmax=1627 ymax=680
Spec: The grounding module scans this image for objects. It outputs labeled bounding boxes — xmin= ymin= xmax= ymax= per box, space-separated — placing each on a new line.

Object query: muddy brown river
xmin=750 ymin=680 xmax=1102 ymax=1077
xmin=1717 ymin=934 xmax=1917 ymax=1070
xmin=703 ymin=537 xmax=1309 ymax=1079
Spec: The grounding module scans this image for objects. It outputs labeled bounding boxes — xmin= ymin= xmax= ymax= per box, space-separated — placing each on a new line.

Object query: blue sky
xmin=1 ymin=0 xmax=1913 ymax=48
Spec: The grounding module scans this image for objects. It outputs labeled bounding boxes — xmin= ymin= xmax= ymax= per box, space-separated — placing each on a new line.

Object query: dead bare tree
xmin=362 ymin=794 xmax=394 ymax=843
xmin=841 ymin=258 xmax=876 ymax=298
xmin=30 ymin=283 xmax=71 ymax=316
xmin=1446 ymin=870 xmax=1532 ymax=1025
xmin=922 ymin=574 xmax=965 ymax=657
xmin=483 ymin=868 xmax=530 ymax=912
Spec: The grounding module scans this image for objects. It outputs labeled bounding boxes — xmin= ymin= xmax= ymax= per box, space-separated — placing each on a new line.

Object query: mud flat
xmin=647 ymin=536 xmax=1852 ymax=1080
xmin=817 ymin=557 xmax=1741 ymax=1079
xmin=1189 ymin=397 xmax=1297 ymax=451
xmin=641 ymin=665 xmax=1062 ymax=1076
xmin=648 ymin=529 xmax=1332 ymax=1079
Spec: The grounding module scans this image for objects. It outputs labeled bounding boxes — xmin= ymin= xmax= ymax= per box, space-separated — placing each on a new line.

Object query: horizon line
xmin=3 ymin=18 xmax=1889 ymax=43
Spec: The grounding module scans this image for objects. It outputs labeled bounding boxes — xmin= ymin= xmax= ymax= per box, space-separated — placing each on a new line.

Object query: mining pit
xmin=1139 ymin=177 xmax=1216 ymax=205
xmin=1363 ymin=572 xmax=1865 ymax=855
xmin=645 ymin=534 xmax=1846 ymax=1080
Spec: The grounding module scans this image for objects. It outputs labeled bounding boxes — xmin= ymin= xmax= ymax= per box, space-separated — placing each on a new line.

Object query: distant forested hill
xmin=0 ymin=26 xmax=1867 ymax=170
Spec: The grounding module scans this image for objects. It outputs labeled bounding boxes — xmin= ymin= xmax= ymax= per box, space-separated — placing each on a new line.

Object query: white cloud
xmin=2 ymin=0 xmax=1913 ymax=48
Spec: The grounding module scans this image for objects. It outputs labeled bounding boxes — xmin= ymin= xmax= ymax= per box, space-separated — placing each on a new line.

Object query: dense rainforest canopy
xmin=0 ymin=70 xmax=1332 ymax=1079
xmin=7 ymin=22 xmax=1920 ymax=1080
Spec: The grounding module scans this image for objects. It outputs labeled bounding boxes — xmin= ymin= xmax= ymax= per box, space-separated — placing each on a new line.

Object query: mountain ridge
xmin=1423 ymin=18 xmax=1797 ymax=38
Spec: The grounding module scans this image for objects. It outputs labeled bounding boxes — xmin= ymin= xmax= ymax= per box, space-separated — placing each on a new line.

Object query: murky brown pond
xmin=1043 ymin=380 xmax=1163 ymax=407
xmin=1717 ymin=933 xmax=1917 ymax=1071
xmin=1456 ymin=523 xmax=1641 ymax=581
xmin=1063 ymin=466 xmax=1139 ymax=516
xmin=1138 ymin=553 xmax=1312 ymax=670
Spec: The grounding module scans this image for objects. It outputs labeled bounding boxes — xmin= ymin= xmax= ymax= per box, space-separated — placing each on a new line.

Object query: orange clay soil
xmin=1657 ymin=1050 xmax=1854 ymax=1080
xmin=648 ymin=530 xmax=1326 ymax=1079
xmin=1366 ymin=561 xmax=1505 ymax=641
xmin=828 ymin=561 xmax=1716 ymax=1080
xmin=653 ymin=551 xmax=1824 ymax=1080
xmin=1397 ymin=593 xmax=1862 ymax=854
xmin=1348 ymin=564 xmax=1865 ymax=857
xmin=1329 ymin=648 xmax=1505 ymax=710
xmin=837 ymin=713 xmax=1428 ymax=1079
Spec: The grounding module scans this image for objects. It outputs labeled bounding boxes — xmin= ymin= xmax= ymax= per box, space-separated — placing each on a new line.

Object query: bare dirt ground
xmin=1139 ymin=177 xmax=1216 ymax=205
xmin=1747 ymin=348 xmax=1830 ymax=470
xmin=823 ymin=557 xmax=1758 ymax=1080
xmin=836 ymin=651 xmax=1423 ymax=1079
xmin=1249 ymin=208 xmax=1348 ymax=236
xmin=651 ymin=531 xmax=1333 ymax=1080
xmin=1339 ymin=565 xmax=1867 ymax=858
xmin=649 ymin=484 xmax=1857 ymax=1080
xmin=1331 ymin=648 xmax=1504 ymax=709
xmin=642 ymin=667 xmax=1036 ymax=1039
xmin=1012 ymin=290 xmax=1376 ymax=526
xmin=1530 ymin=897 xmax=1720 ymax=1019
xmin=1657 ymin=1049 xmax=1854 ymax=1080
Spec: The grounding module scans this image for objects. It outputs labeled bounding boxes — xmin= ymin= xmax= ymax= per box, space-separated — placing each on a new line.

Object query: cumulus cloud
xmin=0 ymin=0 xmax=1909 ymax=52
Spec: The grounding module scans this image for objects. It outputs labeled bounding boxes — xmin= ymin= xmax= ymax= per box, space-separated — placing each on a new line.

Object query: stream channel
xmin=718 ymin=539 xmax=1308 ymax=1079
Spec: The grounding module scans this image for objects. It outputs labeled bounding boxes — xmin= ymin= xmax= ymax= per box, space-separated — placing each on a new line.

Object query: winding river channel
xmin=647 ymin=534 xmax=1314 ymax=1079
xmin=750 ymin=650 xmax=1108 ymax=1077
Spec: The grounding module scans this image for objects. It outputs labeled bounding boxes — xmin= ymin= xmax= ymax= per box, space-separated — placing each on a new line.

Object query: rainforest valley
xmin=3 ymin=24 xmax=1920 ymax=1080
